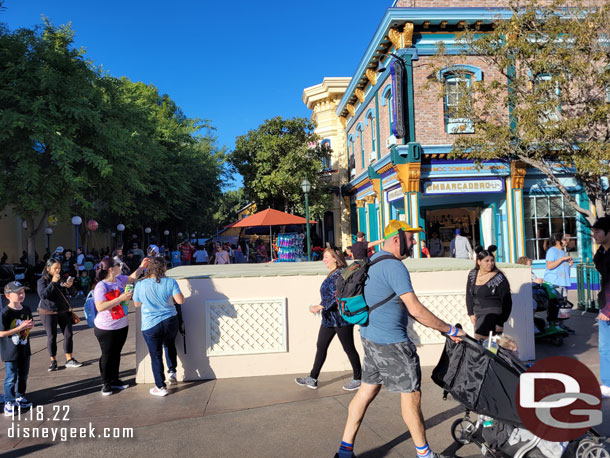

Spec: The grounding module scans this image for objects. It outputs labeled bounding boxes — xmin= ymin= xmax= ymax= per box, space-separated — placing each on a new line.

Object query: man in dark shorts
xmin=335 ymin=220 xmax=464 ymax=458
xmin=350 ymin=231 xmax=383 ymax=260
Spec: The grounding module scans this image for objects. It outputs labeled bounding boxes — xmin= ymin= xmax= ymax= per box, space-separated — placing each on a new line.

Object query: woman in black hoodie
xmin=38 ymin=258 xmax=83 ymax=371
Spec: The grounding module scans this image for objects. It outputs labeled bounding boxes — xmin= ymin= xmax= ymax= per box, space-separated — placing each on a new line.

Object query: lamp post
xmin=117 ymin=224 xmax=125 ymax=244
xmin=145 ymin=227 xmax=151 ymax=247
xmin=301 ymin=179 xmax=312 ymax=262
xmin=71 ymin=216 xmax=82 ymax=250
xmin=45 ymin=227 xmax=53 ymax=252
xmin=163 ymin=230 xmax=169 ymax=248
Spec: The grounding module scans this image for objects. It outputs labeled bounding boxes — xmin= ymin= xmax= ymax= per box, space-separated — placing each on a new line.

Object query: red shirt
xmin=180 ymin=244 xmax=192 ymax=261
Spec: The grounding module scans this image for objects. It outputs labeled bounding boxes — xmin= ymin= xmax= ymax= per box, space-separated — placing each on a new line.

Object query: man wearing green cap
xmin=335 ymin=220 xmax=463 ymax=458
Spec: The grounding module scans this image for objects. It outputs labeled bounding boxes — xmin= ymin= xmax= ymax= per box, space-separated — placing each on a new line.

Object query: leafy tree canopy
xmin=434 ymin=0 xmax=610 ymax=223
xmin=0 ymin=20 xmax=224 ymax=262
xmin=228 ymin=116 xmax=332 ymax=220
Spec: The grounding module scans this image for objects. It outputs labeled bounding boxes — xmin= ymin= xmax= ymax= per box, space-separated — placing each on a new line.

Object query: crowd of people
xmin=0 ymin=217 xmax=609 ymax=457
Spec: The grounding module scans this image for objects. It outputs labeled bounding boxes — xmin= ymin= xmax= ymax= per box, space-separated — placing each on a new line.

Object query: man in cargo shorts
xmin=335 ymin=220 xmax=464 ymax=458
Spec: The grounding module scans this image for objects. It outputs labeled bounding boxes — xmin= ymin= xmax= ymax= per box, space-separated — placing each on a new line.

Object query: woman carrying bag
xmin=295 ymin=247 xmax=361 ymax=391
xmin=38 ymin=259 xmax=84 ymax=371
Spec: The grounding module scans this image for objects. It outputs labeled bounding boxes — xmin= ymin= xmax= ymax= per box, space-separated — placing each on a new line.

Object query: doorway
xmin=424 ymin=206 xmax=482 ymax=257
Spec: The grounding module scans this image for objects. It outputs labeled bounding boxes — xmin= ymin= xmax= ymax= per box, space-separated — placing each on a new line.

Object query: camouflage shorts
xmin=361 ymin=337 xmax=421 ymax=393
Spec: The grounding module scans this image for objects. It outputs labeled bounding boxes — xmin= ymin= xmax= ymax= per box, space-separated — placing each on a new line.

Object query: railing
xmin=576 ymin=259 xmax=601 ymax=312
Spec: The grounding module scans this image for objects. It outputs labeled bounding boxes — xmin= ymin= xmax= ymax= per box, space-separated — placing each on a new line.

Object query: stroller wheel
xmin=551 ymin=336 xmax=563 ymax=346
xmin=451 ymin=418 xmax=476 ymax=445
xmin=584 ymin=445 xmax=610 ymax=458
xmin=577 ymin=438 xmax=598 ymax=457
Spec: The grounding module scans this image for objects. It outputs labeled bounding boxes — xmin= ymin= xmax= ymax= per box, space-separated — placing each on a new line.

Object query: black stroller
xmin=432 ymin=334 xmax=608 ymax=458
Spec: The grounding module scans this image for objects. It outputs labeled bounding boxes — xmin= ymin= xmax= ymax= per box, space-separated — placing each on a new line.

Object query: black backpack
xmin=336 ymin=255 xmax=398 ymax=325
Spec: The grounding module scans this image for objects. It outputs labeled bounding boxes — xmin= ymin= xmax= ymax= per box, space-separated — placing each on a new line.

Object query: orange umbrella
xmin=231 ymin=208 xmax=314 ymax=227
xmin=230 ymin=208 xmax=316 ymax=261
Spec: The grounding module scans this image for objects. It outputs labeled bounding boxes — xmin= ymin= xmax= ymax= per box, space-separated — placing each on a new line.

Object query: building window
xmin=444 ymin=74 xmax=474 ymax=134
xmin=524 ymin=194 xmax=578 ymax=260
xmin=321 ymin=139 xmax=331 ymax=171
xmin=534 ymin=74 xmax=560 ymax=122
xmin=348 ymin=135 xmax=356 ymax=178
xmin=366 ymin=111 xmax=376 ymax=161
xmin=356 ymin=124 xmax=364 ymax=170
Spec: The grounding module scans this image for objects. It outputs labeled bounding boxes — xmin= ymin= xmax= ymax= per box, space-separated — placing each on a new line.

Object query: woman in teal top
xmin=133 ymin=257 xmax=184 ymax=397
xmin=544 ymin=233 xmax=574 ymax=297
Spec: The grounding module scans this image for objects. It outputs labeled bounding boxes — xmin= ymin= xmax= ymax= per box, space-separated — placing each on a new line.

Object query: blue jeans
xmin=600 ymin=320 xmax=610 ymax=387
xmin=142 ymin=316 xmax=179 ymax=388
xmin=4 ymin=355 xmax=30 ymax=403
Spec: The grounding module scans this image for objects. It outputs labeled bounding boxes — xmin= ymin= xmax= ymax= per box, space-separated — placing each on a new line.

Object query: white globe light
xmin=71 ymin=216 xmax=82 ymax=226
xmin=163 ymin=230 xmax=169 ymax=236
xmin=178 ymin=232 xmax=183 ymax=238
xmin=145 ymin=227 xmax=152 ymax=234
xmin=117 ymin=224 xmax=125 ymax=232
xmin=45 ymin=227 xmax=53 ymax=235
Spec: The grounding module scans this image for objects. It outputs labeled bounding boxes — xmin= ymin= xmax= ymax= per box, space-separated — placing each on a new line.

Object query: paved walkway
xmin=0 ymin=293 xmax=608 ymax=457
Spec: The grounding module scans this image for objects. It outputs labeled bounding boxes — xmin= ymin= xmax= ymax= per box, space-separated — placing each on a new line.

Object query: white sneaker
xmin=601 ymin=385 xmax=610 ymax=399
xmin=168 ymin=372 xmax=178 ymax=385
xmin=149 ymin=386 xmax=168 ymax=397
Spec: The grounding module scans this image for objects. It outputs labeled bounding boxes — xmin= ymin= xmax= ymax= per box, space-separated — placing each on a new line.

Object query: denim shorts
xmin=361 ymin=337 xmax=421 ymax=393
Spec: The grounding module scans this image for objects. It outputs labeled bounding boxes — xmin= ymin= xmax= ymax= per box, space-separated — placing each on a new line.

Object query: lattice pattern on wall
xmin=205 ymin=298 xmax=287 ymax=356
xmin=409 ymin=292 xmax=473 ymax=344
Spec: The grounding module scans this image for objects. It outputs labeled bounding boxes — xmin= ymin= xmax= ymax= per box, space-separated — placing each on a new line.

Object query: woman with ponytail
xmin=465 ymin=245 xmax=512 ymax=340
xmin=92 ymin=255 xmax=148 ymax=396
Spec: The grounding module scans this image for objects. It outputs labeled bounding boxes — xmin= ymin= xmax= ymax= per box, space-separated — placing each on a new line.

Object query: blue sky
xmin=2 ymin=1 xmax=390 ymax=187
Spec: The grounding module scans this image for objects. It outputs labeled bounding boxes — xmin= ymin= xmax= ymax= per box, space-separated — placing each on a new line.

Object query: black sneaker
xmin=101 ymin=384 xmax=113 ymax=396
xmin=110 ymin=380 xmax=129 ymax=390
xmin=65 ymin=358 xmax=83 ymax=368
xmin=48 ymin=360 xmax=58 ymax=372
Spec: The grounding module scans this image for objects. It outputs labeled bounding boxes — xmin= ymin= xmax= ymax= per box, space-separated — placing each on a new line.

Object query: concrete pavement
xmin=0 ymin=292 xmax=608 ymax=458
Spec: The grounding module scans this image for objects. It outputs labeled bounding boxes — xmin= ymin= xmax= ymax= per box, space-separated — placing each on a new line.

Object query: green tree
xmin=213 ymin=188 xmax=249 ymax=228
xmin=228 ymin=116 xmax=331 ymax=219
xmin=0 ymin=21 xmax=136 ymax=263
xmin=433 ymin=0 xmax=610 ymax=223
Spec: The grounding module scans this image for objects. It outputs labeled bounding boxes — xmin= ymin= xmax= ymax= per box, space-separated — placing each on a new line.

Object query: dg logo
xmin=517 ymin=356 xmax=603 ymax=442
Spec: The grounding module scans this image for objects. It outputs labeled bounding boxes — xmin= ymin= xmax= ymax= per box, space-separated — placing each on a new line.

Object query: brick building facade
xmin=304 ymin=2 xmax=601 ymax=282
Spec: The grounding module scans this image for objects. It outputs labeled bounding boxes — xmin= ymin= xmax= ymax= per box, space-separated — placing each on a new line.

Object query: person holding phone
xmin=93 ymin=256 xmax=148 ymax=396
xmin=37 ymin=259 xmax=83 ymax=371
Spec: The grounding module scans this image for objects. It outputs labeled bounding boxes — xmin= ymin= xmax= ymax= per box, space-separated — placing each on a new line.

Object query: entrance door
xmin=423 ymin=206 xmax=482 ymax=256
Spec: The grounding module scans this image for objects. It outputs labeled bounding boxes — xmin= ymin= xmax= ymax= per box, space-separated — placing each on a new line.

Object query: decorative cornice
xmin=402 ymin=22 xmax=414 ymax=48
xmin=356 ymin=199 xmax=366 ymax=208
xmin=302 ymin=77 xmax=351 ymax=110
xmin=336 ymin=8 xmax=512 ymax=117
xmin=365 ymin=195 xmax=377 ymax=204
xmin=378 ymin=162 xmax=394 ymax=174
xmin=346 ymin=104 xmax=355 ymax=117
xmin=365 ymin=68 xmax=378 ymax=86
xmin=354 ymin=89 xmax=365 ymax=103
xmin=339 ymin=116 xmax=347 ymax=128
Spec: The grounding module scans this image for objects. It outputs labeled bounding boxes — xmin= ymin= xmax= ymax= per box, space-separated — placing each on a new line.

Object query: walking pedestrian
xmin=37 ymin=259 xmax=83 ymax=371
xmin=335 ymin=220 xmax=463 ymax=458
xmin=450 ymin=229 xmax=473 ymax=259
xmin=93 ymin=256 xmax=148 ymax=396
xmin=592 ymin=217 xmax=610 ymax=399
xmin=133 ymin=257 xmax=184 ymax=397
xmin=295 ymin=247 xmax=361 ymax=392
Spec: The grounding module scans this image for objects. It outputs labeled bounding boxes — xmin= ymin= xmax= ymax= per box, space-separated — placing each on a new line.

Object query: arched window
xmin=356 ymin=123 xmax=364 ymax=170
xmin=365 ymin=109 xmax=376 ymax=161
xmin=437 ymin=65 xmax=482 ymax=134
xmin=533 ymin=74 xmax=560 ymax=123
xmin=381 ymin=85 xmax=393 ymax=138
xmin=347 ymin=134 xmax=356 ymax=178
